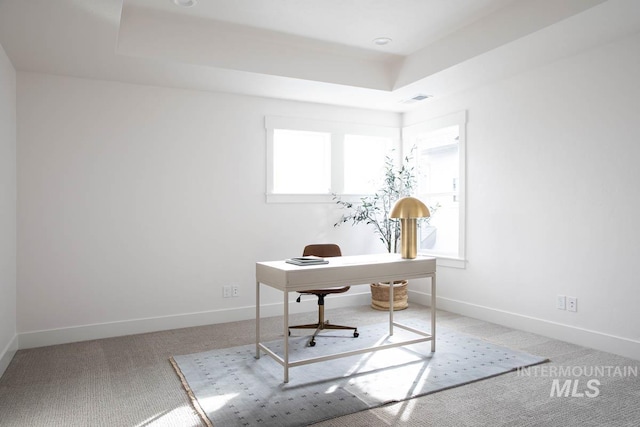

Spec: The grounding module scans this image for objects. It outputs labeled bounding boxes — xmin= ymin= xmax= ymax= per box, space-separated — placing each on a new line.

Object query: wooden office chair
xmin=288 ymin=244 xmax=359 ymax=347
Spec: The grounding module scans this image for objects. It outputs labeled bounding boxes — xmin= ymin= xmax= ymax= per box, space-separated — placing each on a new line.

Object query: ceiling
xmin=0 ymin=0 xmax=639 ymax=112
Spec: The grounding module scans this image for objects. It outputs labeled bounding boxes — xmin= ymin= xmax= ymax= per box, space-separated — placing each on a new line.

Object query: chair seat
xmin=290 ymin=244 xmax=358 ymax=347
xmin=299 ymin=286 xmax=350 ymax=296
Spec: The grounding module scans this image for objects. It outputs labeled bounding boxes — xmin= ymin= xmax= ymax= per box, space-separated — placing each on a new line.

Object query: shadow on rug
xmin=171 ymin=319 xmax=548 ymax=426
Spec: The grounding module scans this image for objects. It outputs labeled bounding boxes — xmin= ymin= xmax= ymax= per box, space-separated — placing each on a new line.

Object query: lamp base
xmin=400 ymin=218 xmax=418 ymax=259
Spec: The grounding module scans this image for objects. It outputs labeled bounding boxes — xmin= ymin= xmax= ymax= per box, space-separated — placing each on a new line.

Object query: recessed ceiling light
xmin=373 ymin=37 xmax=392 ymax=46
xmin=173 ymin=0 xmax=197 ymax=7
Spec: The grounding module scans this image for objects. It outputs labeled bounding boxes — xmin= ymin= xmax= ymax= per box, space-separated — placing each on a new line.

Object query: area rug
xmin=171 ymin=319 xmax=548 ymax=426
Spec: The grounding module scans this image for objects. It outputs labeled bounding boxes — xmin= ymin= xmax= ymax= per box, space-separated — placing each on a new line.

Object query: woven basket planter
xmin=370 ymin=280 xmax=408 ymax=311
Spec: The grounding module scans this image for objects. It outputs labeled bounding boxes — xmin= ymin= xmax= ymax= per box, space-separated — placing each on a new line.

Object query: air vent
xmin=400 ymin=94 xmax=433 ymax=104
xmin=173 ymin=0 xmax=197 ymax=7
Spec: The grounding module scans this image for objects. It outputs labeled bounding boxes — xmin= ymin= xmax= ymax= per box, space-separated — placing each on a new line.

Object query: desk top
xmin=256 ymin=253 xmax=436 ymax=291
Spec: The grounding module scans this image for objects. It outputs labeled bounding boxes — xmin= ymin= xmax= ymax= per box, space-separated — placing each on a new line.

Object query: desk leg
xmin=283 ymin=290 xmax=289 ymax=383
xmin=389 ymin=281 xmax=394 ymax=336
xmin=431 ymin=275 xmax=436 ymax=352
xmin=256 ymin=281 xmax=261 ymax=359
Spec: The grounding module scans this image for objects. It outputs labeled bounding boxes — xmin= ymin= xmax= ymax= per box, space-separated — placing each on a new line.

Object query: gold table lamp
xmin=390 ymin=197 xmax=430 ymax=259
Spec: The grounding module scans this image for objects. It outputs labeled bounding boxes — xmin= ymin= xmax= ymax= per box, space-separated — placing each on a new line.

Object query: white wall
xmin=13 ymin=31 xmax=640 ymax=361
xmin=0 ymin=42 xmax=17 ymax=375
xmin=16 ymin=72 xmax=398 ymax=346
xmin=405 ymin=32 xmax=640 ymax=359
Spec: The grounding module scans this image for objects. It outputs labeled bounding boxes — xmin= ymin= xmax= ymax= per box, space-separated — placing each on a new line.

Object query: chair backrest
xmin=303 ymin=244 xmax=341 ymax=258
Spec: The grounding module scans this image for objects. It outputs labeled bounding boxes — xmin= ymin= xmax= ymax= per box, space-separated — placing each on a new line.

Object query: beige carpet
xmin=1 ymin=304 xmax=639 ymax=426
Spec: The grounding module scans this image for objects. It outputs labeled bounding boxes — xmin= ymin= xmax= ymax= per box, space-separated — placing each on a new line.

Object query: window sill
xmin=266 ymin=193 xmax=374 ymax=204
xmin=266 ymin=193 xmax=336 ymax=204
xmin=419 ymin=253 xmax=466 ymax=269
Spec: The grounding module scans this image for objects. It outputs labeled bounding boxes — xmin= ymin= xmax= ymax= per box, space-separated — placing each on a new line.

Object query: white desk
xmin=255 ymin=253 xmax=436 ymax=383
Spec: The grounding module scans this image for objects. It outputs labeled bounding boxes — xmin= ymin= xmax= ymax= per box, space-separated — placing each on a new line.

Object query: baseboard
xmin=18 ymin=290 xmax=640 ymax=362
xmin=0 ymin=334 xmax=18 ymax=379
xmin=409 ymin=290 xmax=640 ymax=361
xmin=18 ymin=291 xmax=372 ymax=349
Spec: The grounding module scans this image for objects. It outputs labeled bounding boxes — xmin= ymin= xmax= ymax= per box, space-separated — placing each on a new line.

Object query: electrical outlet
xmin=223 ymin=285 xmax=232 ymax=298
xmin=557 ymin=295 xmax=566 ymax=310
xmin=232 ymin=285 xmax=239 ymax=297
xmin=567 ymin=296 xmax=577 ymax=312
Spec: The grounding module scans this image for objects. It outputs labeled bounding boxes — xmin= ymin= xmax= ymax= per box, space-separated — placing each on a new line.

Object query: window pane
xmin=343 ymin=134 xmax=393 ymax=194
xmin=415 ymin=126 xmax=459 ymax=196
xmin=273 ymin=129 xmax=331 ymax=194
xmin=420 ymin=195 xmax=459 ymax=256
xmin=414 ymin=125 xmax=460 ymax=257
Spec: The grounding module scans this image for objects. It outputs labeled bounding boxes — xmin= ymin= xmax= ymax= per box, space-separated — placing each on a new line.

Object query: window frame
xmin=265 ymin=116 xmax=401 ymax=203
xmin=402 ymin=111 xmax=467 ymax=268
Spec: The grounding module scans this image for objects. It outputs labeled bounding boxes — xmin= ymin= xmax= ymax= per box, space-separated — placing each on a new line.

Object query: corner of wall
xmin=0 ymin=39 xmax=18 ymax=380
xmin=0 ymin=334 xmax=18 ymax=379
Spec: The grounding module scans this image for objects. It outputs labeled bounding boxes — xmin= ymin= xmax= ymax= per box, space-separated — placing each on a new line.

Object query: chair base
xmin=289 ymin=322 xmax=359 ymax=347
xmin=290 ymin=248 xmax=358 ymax=346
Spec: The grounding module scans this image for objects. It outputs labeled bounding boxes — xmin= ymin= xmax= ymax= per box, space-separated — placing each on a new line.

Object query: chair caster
xmin=353 ymin=330 xmax=359 ymax=338
xmin=309 ymin=340 xmax=316 ymax=347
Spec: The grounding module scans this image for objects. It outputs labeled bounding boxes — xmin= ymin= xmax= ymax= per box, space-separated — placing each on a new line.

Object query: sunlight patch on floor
xmin=135 ymin=405 xmax=201 ymax=427
xmin=200 ymin=392 xmax=240 ymax=412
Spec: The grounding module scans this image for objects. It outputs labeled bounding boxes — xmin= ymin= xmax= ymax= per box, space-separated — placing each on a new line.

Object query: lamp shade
xmin=390 ymin=197 xmax=430 ymax=219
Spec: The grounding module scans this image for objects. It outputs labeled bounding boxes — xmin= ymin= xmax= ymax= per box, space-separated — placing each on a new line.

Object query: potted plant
xmin=333 ymin=148 xmax=438 ymax=310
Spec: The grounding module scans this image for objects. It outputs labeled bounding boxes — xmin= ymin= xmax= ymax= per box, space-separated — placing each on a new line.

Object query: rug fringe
xmin=169 ymin=356 xmax=214 ymax=427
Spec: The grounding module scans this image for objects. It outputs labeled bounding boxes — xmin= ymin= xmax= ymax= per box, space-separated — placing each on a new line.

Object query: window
xmin=272 ymin=129 xmax=331 ymax=194
xmin=266 ymin=116 xmax=399 ymax=203
xmin=343 ymin=134 xmax=393 ymax=194
xmin=403 ymin=111 xmax=466 ymax=267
